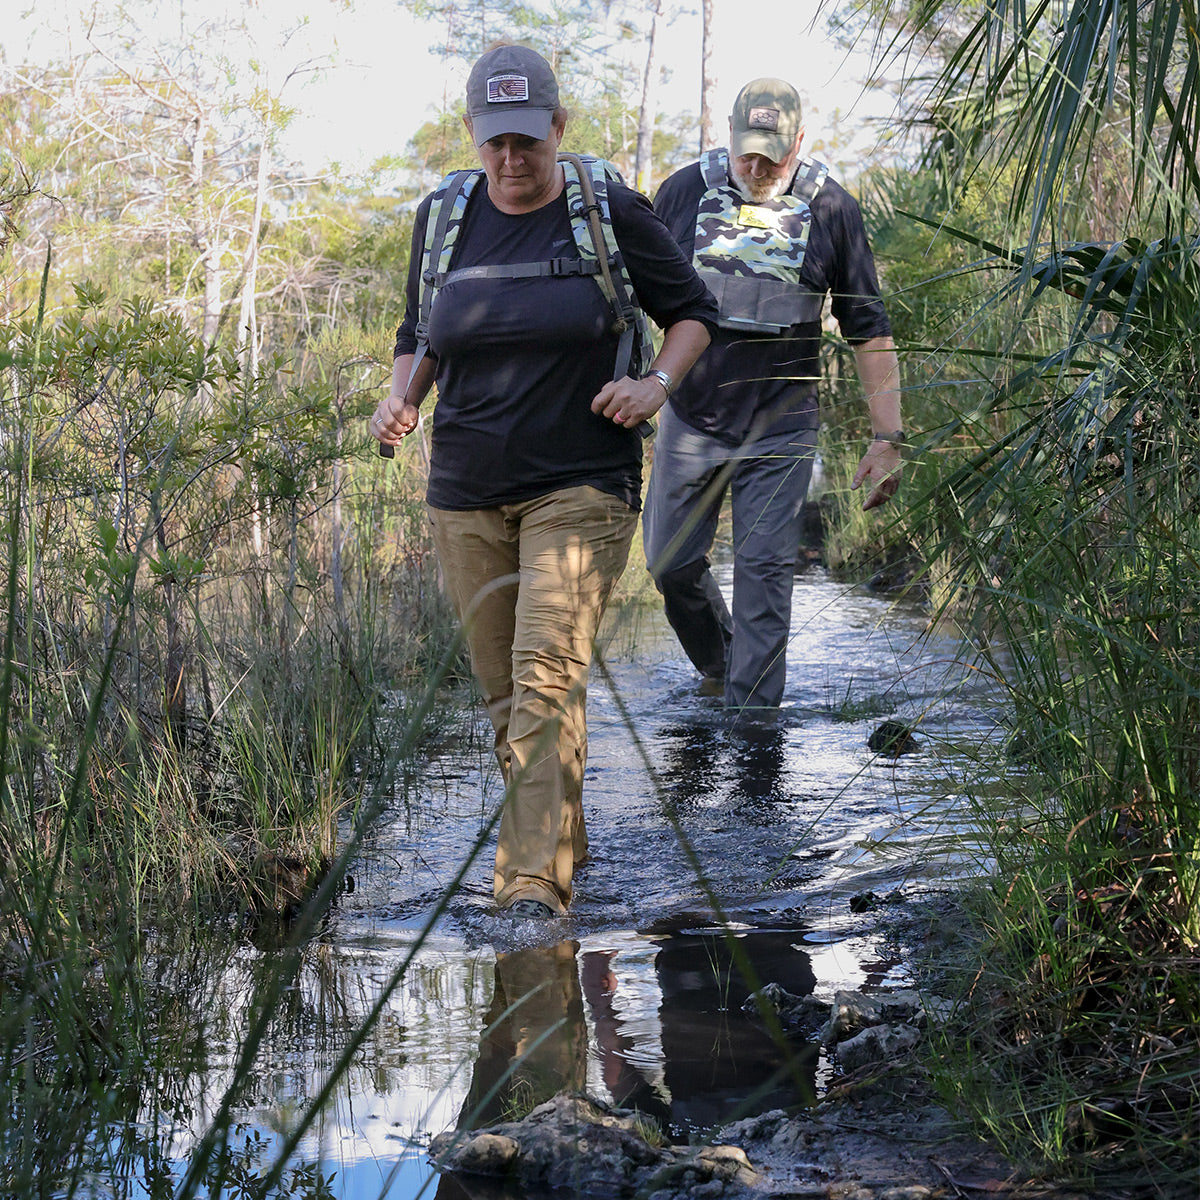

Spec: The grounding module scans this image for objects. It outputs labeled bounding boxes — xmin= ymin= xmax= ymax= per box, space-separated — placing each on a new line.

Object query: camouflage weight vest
xmin=693 ymin=148 xmax=829 ymax=334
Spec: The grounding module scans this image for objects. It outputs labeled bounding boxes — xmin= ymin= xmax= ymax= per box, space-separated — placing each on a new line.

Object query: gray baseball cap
xmin=465 ymin=45 xmax=560 ymax=146
xmin=730 ymin=78 xmax=803 ymax=162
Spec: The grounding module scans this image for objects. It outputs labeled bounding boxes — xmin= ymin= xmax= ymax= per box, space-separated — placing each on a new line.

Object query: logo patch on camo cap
xmin=747 ymin=106 xmax=780 ymax=131
xmin=730 ymin=79 xmax=803 ymax=161
xmin=487 ymin=73 xmax=531 ymax=103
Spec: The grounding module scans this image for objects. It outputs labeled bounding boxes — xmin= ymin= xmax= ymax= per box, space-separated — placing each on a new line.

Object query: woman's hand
xmin=591 ymin=319 xmax=710 ymax=430
xmin=371 ymin=392 xmax=421 ymax=449
xmin=590 ymin=375 xmax=669 ymax=429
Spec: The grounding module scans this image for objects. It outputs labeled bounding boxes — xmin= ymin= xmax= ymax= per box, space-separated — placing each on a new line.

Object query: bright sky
xmin=4 ymin=0 xmax=899 ymax=184
xmin=283 ymin=0 xmax=899 ymax=178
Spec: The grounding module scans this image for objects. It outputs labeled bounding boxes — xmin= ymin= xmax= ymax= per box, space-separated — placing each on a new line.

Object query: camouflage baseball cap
xmin=730 ymin=78 xmax=803 ymax=162
xmin=466 ymin=44 xmax=560 ymax=146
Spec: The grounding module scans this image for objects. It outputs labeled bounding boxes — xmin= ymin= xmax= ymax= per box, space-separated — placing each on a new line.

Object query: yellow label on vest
xmin=736 ymin=204 xmax=775 ymax=230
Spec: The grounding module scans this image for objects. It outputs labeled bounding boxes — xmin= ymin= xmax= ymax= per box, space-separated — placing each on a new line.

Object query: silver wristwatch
xmin=645 ymin=368 xmax=673 ymax=396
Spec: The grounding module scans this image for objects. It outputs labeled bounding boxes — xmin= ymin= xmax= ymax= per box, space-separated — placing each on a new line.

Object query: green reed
xmin=812 ymin=12 xmax=1200 ymax=1163
xmin=899 ymin=246 xmax=1200 ymax=1192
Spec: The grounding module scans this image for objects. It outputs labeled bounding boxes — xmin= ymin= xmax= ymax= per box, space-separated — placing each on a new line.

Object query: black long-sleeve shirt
xmin=653 ymin=158 xmax=891 ymax=447
xmin=394 ymin=177 xmax=719 ymax=510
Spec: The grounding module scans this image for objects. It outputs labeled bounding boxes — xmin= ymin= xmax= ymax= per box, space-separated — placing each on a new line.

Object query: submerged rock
xmin=742 ymin=982 xmax=831 ymax=1040
xmin=429 ymin=1093 xmax=758 ymax=1196
xmin=867 ymin=720 xmax=920 ymax=756
xmin=743 ymin=986 xmax=940 ymax=1056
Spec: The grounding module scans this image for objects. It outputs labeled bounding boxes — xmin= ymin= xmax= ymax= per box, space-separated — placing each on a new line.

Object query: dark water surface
xmin=181 ymin=570 xmax=1010 ymax=1197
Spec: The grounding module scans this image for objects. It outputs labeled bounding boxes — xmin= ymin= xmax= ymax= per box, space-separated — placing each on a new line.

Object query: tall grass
xmin=917 ymin=350 xmax=1200 ymax=1182
xmin=842 ymin=0 xmax=1200 ymax=1187
xmin=0 ymin=274 xmax=464 ymax=1193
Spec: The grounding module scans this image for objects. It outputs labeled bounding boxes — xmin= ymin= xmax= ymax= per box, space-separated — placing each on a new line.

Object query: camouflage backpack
xmin=408 ymin=153 xmax=654 ymax=390
xmin=692 ymin=147 xmax=829 ymax=334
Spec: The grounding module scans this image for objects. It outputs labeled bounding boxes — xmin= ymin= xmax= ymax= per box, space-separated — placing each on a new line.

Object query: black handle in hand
xmin=379 ymin=442 xmax=394 ymax=458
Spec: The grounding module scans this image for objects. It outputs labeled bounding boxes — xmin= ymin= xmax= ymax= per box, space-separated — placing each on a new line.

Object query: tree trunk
xmin=189 ymin=111 xmax=224 ymax=350
xmin=331 ymin=381 xmax=346 ymax=629
xmin=635 ymin=0 xmax=664 ymax=194
xmin=700 ymin=0 xmax=717 ymax=152
xmin=237 ymin=136 xmax=270 ymax=376
xmin=151 ymin=497 xmax=188 ymax=746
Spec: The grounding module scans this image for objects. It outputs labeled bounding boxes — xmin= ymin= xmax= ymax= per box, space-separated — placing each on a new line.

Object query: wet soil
xmin=720 ymin=1081 xmax=1071 ymax=1200
xmin=710 ymin=897 xmax=1094 ymax=1200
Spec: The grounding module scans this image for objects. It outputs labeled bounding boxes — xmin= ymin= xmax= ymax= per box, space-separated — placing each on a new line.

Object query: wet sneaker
xmin=697 ymin=675 xmax=725 ymax=697
xmin=504 ymin=898 xmax=557 ymax=919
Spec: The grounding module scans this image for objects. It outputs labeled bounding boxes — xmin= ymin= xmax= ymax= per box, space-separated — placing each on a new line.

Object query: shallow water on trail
xmin=178 ymin=569 xmax=1013 ymax=1198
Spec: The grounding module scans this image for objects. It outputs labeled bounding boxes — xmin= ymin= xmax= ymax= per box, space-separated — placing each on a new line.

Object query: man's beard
xmin=729 ymin=162 xmax=791 ymax=203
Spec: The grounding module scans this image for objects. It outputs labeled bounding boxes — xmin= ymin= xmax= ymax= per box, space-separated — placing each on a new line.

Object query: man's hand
xmin=851 ymin=439 xmax=902 ymax=510
xmin=851 ymin=336 xmax=903 ymax=508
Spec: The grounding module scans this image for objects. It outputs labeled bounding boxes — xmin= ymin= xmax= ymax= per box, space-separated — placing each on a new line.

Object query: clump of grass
xmin=918 ymin=358 xmax=1200 ymax=1191
xmin=949 ymin=793 xmax=1198 ymax=1184
xmin=0 ymin=279 xmax=463 ymax=1194
xmin=828 ymin=677 xmax=900 ymax=723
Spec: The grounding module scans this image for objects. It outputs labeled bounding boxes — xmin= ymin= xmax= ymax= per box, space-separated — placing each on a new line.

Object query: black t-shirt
xmin=393 ymin=175 xmax=719 ymax=510
xmin=653 ymin=156 xmax=892 ymax=446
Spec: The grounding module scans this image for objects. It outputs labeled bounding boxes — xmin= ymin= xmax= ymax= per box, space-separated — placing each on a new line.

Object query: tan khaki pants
xmin=428 ymin=486 xmax=637 ymax=913
xmin=458 ymin=942 xmax=587 ymax=1127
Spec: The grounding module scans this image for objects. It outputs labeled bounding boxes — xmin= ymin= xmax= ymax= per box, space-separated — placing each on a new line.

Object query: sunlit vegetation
xmin=823 ymin=2 xmax=1200 ymax=1191
xmin=1 ymin=0 xmax=1198 ymax=1194
xmin=0 ymin=69 xmax=457 ymax=1185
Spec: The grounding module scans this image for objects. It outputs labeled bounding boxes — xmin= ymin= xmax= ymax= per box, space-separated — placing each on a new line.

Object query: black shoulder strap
xmin=435 ymin=258 xmax=600 ymax=287
xmin=561 ymin=153 xmax=653 ymax=383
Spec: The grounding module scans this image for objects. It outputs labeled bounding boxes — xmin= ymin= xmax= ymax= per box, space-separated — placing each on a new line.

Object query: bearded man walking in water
xmin=646 ymin=77 xmax=904 ymax=714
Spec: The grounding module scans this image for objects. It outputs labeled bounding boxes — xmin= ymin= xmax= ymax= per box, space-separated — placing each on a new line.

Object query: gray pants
xmin=643 ymin=403 xmax=817 ymax=709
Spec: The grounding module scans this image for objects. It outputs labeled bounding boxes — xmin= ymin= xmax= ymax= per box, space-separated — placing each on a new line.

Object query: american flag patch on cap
xmin=487 ymin=74 xmax=530 ymax=103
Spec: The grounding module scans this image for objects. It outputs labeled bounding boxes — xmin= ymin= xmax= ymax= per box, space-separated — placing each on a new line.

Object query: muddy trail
xmin=184 ymin=569 xmax=1013 ymax=1197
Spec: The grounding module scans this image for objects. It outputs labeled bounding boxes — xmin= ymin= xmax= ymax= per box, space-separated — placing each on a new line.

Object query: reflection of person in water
xmin=659 ymin=719 xmax=789 ymax=817
xmin=652 ymin=928 xmax=818 ymax=1132
xmin=444 ymin=929 xmax=816 ymax=1155
xmin=453 ymin=941 xmax=667 ymax=1134
xmin=578 ymin=949 xmax=672 ymax=1125
xmin=456 ymin=941 xmax=588 ymax=1130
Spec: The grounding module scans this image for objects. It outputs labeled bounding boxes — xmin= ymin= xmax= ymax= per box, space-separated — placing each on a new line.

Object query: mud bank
xmin=429 ymin=1023 xmax=1089 ymax=1200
